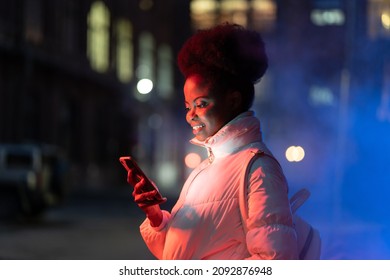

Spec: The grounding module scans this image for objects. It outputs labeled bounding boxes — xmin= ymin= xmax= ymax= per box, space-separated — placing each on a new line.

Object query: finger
xmin=133 ymin=190 xmax=157 ymax=202
xmin=138 ymin=201 xmax=158 ymax=209
xmin=127 ymin=170 xmax=143 ymax=185
xmin=133 ymin=177 xmax=146 ymax=194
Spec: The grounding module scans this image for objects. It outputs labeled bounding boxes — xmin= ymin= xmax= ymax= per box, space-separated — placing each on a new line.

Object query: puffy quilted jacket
xmin=139 ymin=111 xmax=298 ymax=259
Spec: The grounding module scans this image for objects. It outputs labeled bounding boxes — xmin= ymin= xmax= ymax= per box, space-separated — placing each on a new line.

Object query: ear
xmin=228 ymin=91 xmax=242 ymax=112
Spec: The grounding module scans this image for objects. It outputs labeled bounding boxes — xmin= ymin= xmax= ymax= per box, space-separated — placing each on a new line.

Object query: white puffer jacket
xmin=140 ymin=111 xmax=298 ymax=259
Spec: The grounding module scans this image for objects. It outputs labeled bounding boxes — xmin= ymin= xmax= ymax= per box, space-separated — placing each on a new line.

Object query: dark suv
xmin=0 ymin=144 xmax=68 ymax=218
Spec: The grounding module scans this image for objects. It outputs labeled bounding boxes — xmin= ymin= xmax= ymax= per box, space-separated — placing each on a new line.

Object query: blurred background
xmin=0 ymin=0 xmax=389 ymax=260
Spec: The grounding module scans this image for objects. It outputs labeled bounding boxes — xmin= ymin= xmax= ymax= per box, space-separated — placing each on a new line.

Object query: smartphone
xmin=119 ymin=156 xmax=166 ymax=204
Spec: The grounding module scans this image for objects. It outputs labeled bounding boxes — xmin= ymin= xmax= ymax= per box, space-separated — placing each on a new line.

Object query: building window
xmin=251 ymin=0 xmax=277 ymax=31
xmin=310 ymin=9 xmax=345 ymax=26
xmin=157 ymin=44 xmax=174 ymax=99
xmin=368 ymin=0 xmax=390 ymax=39
xmin=137 ymin=32 xmax=155 ymax=80
xmin=135 ymin=32 xmax=155 ymax=101
xmin=87 ymin=1 xmax=110 ymax=73
xmin=190 ymin=0 xmax=276 ymax=32
xmin=220 ymin=0 xmax=249 ymax=27
xmin=190 ymin=0 xmax=219 ymax=30
xmin=309 ymin=86 xmax=335 ymax=106
xmin=116 ymin=19 xmax=133 ymax=83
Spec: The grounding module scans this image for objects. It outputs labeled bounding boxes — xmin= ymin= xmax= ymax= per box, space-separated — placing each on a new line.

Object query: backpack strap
xmin=238 ymin=148 xmax=315 ymax=259
xmin=239 ymin=148 xmax=280 ymax=233
xmin=238 ymin=149 xmax=265 ymax=234
xmin=290 ymin=188 xmax=310 ymax=214
xmin=289 ymin=188 xmax=314 ymax=259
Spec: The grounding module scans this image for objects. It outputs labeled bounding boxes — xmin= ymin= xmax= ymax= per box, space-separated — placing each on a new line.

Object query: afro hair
xmin=177 ymin=23 xmax=268 ymax=84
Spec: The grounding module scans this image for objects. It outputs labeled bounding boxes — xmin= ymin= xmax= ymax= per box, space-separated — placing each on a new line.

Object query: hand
xmin=127 ymin=170 xmax=164 ymax=227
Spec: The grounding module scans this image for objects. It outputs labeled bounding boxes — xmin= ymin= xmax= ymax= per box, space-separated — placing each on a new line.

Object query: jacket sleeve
xmin=139 ymin=210 xmax=171 ymax=259
xmin=244 ymin=157 xmax=298 ymax=260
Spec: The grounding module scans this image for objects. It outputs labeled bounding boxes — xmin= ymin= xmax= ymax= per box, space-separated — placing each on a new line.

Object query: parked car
xmin=0 ymin=143 xmax=68 ymax=218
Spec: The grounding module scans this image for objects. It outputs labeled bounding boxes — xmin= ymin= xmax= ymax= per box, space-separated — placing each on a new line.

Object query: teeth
xmin=192 ymin=125 xmax=204 ymax=130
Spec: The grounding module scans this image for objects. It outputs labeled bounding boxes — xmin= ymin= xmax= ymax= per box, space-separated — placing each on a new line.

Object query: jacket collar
xmin=190 ymin=111 xmax=263 ymax=160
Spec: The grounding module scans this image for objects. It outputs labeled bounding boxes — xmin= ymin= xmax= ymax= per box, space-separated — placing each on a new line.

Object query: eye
xmin=197 ymin=101 xmax=208 ymax=108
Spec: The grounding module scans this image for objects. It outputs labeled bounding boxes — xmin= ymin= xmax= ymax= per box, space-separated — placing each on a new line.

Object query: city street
xmin=1 ymin=187 xmax=389 ymax=260
xmin=0 ymin=187 xmax=160 ymax=260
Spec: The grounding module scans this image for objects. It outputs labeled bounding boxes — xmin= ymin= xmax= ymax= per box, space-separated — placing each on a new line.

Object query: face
xmin=184 ymin=74 xmax=235 ymax=141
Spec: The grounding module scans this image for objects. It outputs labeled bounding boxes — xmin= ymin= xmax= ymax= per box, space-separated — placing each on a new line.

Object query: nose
xmin=186 ymin=107 xmax=197 ymax=123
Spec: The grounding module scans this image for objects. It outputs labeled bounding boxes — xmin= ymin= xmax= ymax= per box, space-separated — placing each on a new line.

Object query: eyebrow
xmin=184 ymin=96 xmax=210 ymax=104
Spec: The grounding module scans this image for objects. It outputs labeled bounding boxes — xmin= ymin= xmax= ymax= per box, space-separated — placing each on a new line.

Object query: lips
xmin=192 ymin=124 xmax=205 ymax=134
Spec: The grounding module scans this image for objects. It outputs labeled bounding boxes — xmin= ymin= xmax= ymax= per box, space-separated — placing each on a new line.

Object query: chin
xmin=195 ymin=134 xmax=208 ymax=141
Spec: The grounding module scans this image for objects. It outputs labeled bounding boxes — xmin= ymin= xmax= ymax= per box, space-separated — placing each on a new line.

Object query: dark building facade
xmin=0 ymin=0 xmax=191 ymax=191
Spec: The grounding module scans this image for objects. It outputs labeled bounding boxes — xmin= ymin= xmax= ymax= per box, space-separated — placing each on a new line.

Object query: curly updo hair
xmin=177 ymin=23 xmax=268 ymax=111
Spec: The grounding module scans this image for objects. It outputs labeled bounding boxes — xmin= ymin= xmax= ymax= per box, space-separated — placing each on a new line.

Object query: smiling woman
xmin=124 ymin=22 xmax=301 ymax=260
xmin=184 ymin=74 xmax=236 ymax=141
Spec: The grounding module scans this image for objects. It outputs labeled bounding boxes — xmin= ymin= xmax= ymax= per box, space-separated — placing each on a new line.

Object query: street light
xmin=136 ymin=78 xmax=153 ymax=94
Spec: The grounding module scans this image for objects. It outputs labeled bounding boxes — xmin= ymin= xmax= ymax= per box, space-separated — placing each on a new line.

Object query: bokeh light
xmin=184 ymin=152 xmax=202 ymax=169
xmin=285 ymin=146 xmax=305 ymax=162
xmin=136 ymin=78 xmax=153 ymax=94
xmin=382 ymin=12 xmax=390 ymax=29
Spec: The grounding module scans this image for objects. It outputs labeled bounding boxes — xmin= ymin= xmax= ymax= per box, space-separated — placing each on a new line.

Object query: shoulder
xmin=240 ymin=142 xmax=282 ymax=173
xmin=243 ymin=144 xmax=288 ymax=191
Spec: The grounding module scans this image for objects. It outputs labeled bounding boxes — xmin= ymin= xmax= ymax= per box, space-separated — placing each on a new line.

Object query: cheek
xmin=207 ymin=104 xmax=227 ymax=121
xmin=202 ymin=108 xmax=215 ymax=122
xmin=204 ymin=109 xmax=226 ymax=131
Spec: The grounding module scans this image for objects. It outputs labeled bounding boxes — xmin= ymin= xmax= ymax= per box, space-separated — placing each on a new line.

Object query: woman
xmin=128 ymin=23 xmax=298 ymax=259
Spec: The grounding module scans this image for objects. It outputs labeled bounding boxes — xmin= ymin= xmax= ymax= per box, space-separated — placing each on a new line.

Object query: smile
xmin=192 ymin=124 xmax=205 ymax=135
xmin=192 ymin=124 xmax=205 ymax=130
